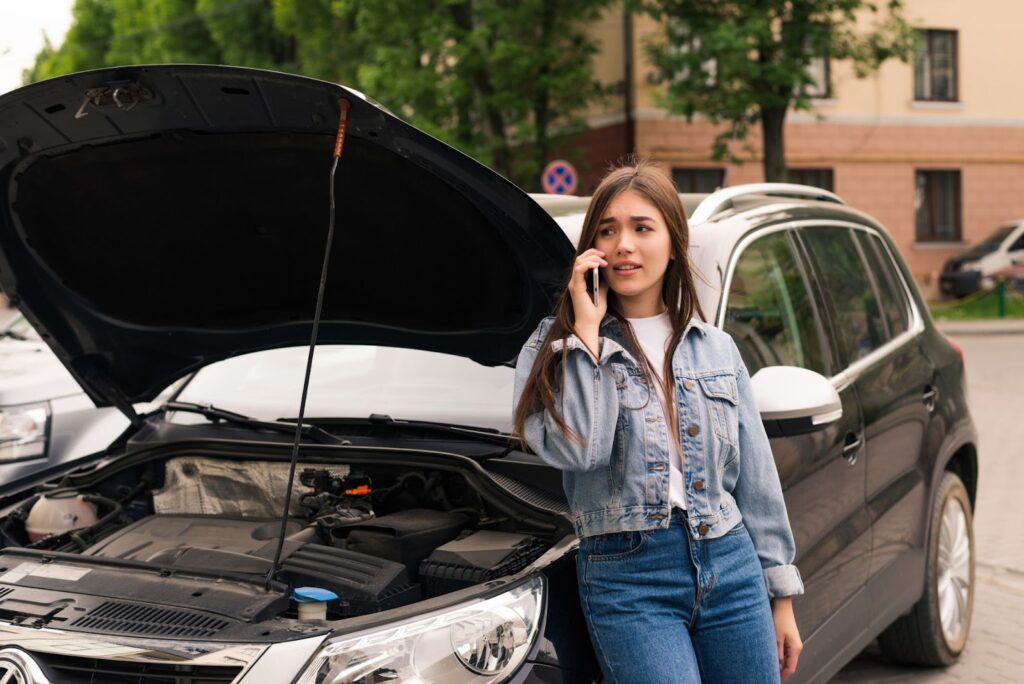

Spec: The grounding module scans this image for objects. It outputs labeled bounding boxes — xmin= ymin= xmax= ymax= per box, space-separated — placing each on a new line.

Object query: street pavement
xmin=833 ymin=331 xmax=1024 ymax=682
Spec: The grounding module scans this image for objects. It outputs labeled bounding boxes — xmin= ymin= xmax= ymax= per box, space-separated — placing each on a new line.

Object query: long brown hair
xmin=513 ymin=159 xmax=705 ymax=452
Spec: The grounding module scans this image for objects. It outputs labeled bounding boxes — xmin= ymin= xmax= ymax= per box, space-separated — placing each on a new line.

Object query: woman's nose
xmin=616 ymin=234 xmax=635 ymax=254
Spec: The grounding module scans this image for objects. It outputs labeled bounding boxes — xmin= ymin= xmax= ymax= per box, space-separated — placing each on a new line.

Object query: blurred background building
xmin=580 ymin=1 xmax=1023 ymax=289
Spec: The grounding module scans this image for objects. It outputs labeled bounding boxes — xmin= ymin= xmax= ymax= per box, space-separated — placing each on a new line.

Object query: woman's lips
xmin=613 ymin=265 xmax=641 ymax=277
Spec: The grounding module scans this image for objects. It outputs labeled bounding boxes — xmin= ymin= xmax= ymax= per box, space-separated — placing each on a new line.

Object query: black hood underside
xmin=0 ymin=65 xmax=572 ymax=409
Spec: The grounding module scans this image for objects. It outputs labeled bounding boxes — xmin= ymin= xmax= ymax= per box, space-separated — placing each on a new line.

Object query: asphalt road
xmin=833 ymin=331 xmax=1024 ymax=682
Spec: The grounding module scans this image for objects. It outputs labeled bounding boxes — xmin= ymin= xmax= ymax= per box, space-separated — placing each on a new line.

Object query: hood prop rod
xmin=265 ymin=96 xmax=351 ymax=591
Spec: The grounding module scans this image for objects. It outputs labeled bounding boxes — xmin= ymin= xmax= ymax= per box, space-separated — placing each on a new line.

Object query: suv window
xmin=724 ymin=231 xmax=827 ymax=376
xmin=801 ymin=226 xmax=888 ymax=365
xmin=856 ymin=231 xmax=911 ymax=338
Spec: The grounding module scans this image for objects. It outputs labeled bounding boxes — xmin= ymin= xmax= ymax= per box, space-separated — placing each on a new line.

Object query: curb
xmin=934 ymin=319 xmax=1024 ymax=335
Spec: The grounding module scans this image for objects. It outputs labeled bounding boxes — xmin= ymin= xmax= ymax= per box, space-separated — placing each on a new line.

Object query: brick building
xmin=574 ymin=1 xmax=1024 ymax=293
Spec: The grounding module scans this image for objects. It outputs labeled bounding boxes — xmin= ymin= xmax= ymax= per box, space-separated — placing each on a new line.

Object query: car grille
xmin=70 ymin=600 xmax=230 ymax=638
xmin=31 ymin=651 xmax=241 ymax=683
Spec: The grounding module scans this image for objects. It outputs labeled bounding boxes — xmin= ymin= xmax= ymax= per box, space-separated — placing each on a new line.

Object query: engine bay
xmin=0 ymin=454 xmax=563 ymax=639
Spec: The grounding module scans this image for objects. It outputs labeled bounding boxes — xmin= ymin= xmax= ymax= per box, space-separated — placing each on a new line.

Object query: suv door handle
xmin=922 ymin=385 xmax=938 ymax=412
xmin=841 ymin=432 xmax=861 ymax=465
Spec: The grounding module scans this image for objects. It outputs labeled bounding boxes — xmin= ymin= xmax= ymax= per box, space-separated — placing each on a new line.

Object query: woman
xmin=512 ymin=161 xmax=803 ymax=683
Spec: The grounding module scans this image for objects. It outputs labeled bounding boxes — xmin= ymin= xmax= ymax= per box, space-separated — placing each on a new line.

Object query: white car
xmin=0 ymin=313 xmax=131 ymax=484
xmin=0 ymin=64 xmax=976 ymax=684
xmin=939 ymin=220 xmax=1024 ymax=297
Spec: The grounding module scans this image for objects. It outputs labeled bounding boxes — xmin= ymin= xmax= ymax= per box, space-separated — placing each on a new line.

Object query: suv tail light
xmin=946 ymin=335 xmax=965 ymax=370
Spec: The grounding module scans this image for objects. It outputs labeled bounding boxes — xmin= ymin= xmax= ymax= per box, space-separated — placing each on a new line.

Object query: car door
xmin=722 ymin=227 xmax=870 ymax=638
xmin=798 ymin=225 xmax=935 ymax=610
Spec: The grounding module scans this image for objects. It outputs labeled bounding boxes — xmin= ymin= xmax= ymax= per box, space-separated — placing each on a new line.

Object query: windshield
xmin=174 ymin=345 xmax=516 ymax=432
xmin=978 ymin=223 xmax=1018 ymax=250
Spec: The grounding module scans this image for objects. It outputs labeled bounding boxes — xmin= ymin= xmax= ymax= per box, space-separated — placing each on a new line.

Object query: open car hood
xmin=0 ymin=65 xmax=572 ymax=413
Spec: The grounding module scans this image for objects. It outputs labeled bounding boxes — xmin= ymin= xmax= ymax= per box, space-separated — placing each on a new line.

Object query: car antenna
xmin=265 ymin=96 xmax=351 ymax=591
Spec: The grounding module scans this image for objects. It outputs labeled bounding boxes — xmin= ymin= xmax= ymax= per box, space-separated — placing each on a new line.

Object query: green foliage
xmin=25 ymin=0 xmax=613 ymax=189
xmin=635 ymin=0 xmax=915 ymax=181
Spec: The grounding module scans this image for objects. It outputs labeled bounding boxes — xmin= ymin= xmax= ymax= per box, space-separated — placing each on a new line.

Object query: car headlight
xmin=960 ymin=260 xmax=980 ymax=272
xmin=295 ymin=574 xmax=545 ymax=684
xmin=0 ymin=403 xmax=50 ymax=461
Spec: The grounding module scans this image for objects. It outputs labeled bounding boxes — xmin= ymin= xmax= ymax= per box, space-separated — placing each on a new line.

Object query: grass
xmin=929 ymin=287 xmax=1024 ymax=320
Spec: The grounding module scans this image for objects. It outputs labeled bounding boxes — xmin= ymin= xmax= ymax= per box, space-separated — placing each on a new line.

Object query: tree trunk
xmin=449 ymin=0 xmax=511 ymax=178
xmin=760 ymin=105 xmax=787 ymax=183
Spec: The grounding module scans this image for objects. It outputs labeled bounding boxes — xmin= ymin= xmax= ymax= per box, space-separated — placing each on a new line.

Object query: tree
xmin=636 ymin=0 xmax=915 ymax=182
xmin=26 ymin=0 xmax=613 ymax=190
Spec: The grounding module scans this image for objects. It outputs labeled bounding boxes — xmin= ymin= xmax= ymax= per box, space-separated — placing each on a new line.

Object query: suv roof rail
xmin=689 ymin=183 xmax=844 ymax=224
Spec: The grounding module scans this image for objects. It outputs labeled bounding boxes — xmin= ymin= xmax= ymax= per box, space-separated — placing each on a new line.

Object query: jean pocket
xmin=581 ymin=530 xmax=648 ymax=562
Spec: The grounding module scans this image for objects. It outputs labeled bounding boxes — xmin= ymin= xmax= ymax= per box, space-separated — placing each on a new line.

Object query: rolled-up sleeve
xmin=729 ymin=340 xmax=805 ymax=598
xmin=512 ymin=320 xmax=624 ymax=472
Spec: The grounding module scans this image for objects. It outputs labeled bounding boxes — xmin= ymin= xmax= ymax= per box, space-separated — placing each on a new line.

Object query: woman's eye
xmin=635 ymin=224 xmax=653 ymax=232
xmin=598 ymin=228 xmax=615 ymax=237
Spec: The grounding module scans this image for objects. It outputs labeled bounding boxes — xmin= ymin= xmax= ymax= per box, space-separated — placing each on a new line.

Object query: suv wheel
xmin=878 ymin=472 xmax=974 ymax=665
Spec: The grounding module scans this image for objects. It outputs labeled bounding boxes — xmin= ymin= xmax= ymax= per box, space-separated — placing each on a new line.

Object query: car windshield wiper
xmin=163 ymin=401 xmax=348 ymax=446
xmin=293 ymin=413 xmax=518 ymax=449
xmin=0 ymin=330 xmax=27 ymax=341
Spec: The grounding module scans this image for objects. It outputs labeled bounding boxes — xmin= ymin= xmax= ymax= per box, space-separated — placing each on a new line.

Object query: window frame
xmin=804 ymin=52 xmax=832 ymax=99
xmin=915 ymin=169 xmax=962 ymax=243
xmin=672 ymin=167 xmax=726 ymax=193
xmin=717 ymin=220 xmax=923 ymax=386
xmin=914 ymin=29 xmax=959 ymax=102
xmin=787 ymin=168 xmax=834 ymax=192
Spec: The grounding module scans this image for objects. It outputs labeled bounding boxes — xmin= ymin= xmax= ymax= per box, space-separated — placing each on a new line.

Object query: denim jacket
xmin=512 ymin=314 xmax=804 ymax=598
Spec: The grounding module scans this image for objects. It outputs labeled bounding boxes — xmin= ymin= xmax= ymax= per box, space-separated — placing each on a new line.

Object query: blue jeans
xmin=576 ymin=508 xmax=779 ymax=684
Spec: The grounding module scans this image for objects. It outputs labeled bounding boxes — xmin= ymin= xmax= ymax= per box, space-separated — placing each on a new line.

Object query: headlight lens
xmin=960 ymin=260 xmax=980 ymax=272
xmin=0 ymin=403 xmax=50 ymax=461
xmin=296 ymin=575 xmax=544 ymax=684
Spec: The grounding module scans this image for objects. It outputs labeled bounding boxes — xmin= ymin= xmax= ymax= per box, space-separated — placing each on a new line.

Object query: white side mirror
xmin=750 ymin=366 xmax=842 ymax=436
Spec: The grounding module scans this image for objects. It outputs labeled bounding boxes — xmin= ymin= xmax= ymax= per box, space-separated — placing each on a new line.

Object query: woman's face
xmin=593 ymin=188 xmax=673 ymax=307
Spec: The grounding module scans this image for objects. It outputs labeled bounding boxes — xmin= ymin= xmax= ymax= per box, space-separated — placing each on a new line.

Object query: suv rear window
xmin=855 ymin=231 xmax=911 ymax=338
xmin=801 ymin=226 xmax=888 ymax=365
xmin=724 ymin=231 xmax=827 ymax=376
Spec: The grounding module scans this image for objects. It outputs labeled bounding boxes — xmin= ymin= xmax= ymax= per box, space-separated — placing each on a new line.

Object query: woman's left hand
xmin=772 ymin=597 xmax=803 ymax=679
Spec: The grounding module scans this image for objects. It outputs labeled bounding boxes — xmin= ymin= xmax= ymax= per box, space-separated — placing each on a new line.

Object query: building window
xmin=915 ymin=170 xmax=961 ymax=242
xmin=672 ymin=168 xmax=725 ymax=193
xmin=915 ymin=30 xmax=958 ymax=102
xmin=804 ymin=53 xmax=831 ymax=98
xmin=788 ymin=168 xmax=834 ymax=191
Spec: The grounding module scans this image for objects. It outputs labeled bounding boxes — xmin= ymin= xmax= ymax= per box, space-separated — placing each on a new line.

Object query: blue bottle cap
xmin=293 ymin=587 xmax=339 ymax=603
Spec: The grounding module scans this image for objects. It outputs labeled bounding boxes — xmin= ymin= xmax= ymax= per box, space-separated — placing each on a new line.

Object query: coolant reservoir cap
xmin=293 ymin=587 xmax=338 ymax=603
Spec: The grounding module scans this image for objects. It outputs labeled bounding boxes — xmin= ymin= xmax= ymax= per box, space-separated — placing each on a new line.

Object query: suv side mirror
xmin=750 ymin=366 xmax=842 ymax=437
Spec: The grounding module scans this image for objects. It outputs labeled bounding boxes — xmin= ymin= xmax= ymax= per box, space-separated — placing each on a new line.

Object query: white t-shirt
xmin=624 ymin=311 xmax=687 ymax=511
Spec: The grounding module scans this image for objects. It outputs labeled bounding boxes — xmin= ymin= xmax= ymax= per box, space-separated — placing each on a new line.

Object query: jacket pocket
xmin=698 ymin=371 xmax=739 ymax=446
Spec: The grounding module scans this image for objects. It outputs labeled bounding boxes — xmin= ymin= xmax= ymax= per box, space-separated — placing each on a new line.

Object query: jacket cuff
xmin=763 ymin=564 xmax=805 ymax=598
xmin=549 ymin=335 xmax=629 ymax=365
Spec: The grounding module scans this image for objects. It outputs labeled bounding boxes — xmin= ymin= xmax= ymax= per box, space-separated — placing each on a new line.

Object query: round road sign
xmin=541 ymin=159 xmax=578 ymax=195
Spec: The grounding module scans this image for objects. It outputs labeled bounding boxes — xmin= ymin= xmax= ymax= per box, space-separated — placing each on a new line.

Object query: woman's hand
xmin=568 ymin=249 xmax=608 ymax=357
xmin=772 ymin=597 xmax=802 ymax=679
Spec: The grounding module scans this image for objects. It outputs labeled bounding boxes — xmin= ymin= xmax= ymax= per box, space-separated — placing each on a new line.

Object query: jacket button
xmin=693 ymin=480 xmax=704 ymax=491
xmin=688 ymin=425 xmax=699 ymax=437
xmin=646 ymin=415 xmax=659 ymax=423
xmin=698 ymin=524 xmax=709 ymax=535
xmin=683 ymin=380 xmax=694 ymax=391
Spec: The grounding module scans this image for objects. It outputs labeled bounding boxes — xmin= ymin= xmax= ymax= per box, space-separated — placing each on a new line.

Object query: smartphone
xmin=591 ymin=267 xmax=600 ymax=307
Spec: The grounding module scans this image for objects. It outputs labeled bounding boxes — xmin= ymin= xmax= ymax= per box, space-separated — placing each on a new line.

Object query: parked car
xmin=0 ymin=65 xmax=976 ymax=684
xmin=0 ymin=312 xmax=133 ymax=485
xmin=939 ymin=220 xmax=1024 ymax=297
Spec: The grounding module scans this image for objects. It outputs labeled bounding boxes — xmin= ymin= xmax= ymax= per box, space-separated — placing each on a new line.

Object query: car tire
xmin=878 ymin=472 xmax=974 ymax=666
